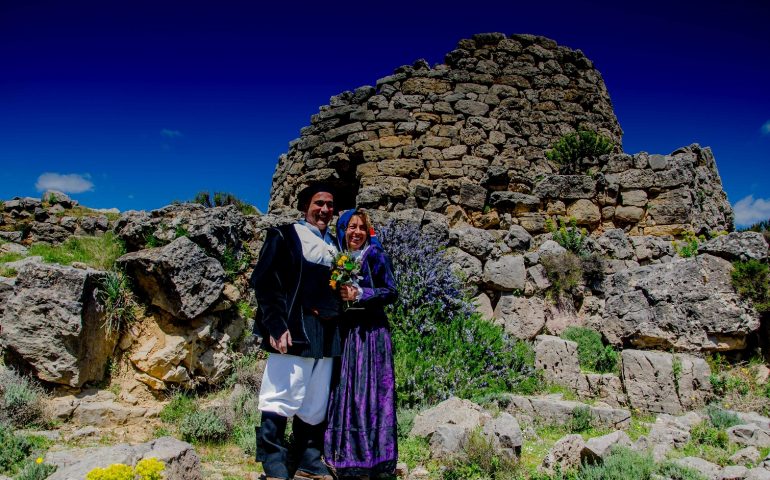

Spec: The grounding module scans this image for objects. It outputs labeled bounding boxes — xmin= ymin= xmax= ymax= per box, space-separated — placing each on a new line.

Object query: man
xmin=251 ymin=183 xmax=341 ymax=480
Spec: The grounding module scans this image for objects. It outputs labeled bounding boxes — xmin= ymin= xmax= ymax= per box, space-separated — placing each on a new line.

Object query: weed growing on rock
xmin=560 ymin=327 xmax=618 ymax=374
xmin=545 ymin=130 xmax=614 ymax=175
xmin=221 ymin=246 xmax=251 ymax=281
xmin=541 ymin=252 xmax=584 ymax=298
xmin=673 ymin=231 xmax=704 ymax=258
xmin=546 ymin=217 xmax=588 ymax=256
xmin=731 ymin=259 xmax=770 ymax=314
xmin=690 ymin=420 xmax=729 ymax=448
xmin=96 ymin=271 xmax=139 ymax=337
xmin=568 ymin=405 xmax=593 ymax=433
xmin=705 ymin=404 xmax=741 ymax=430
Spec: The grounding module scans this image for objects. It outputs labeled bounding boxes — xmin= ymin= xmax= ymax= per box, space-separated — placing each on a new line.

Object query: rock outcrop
xmin=116 ymin=237 xmax=226 ymax=320
xmin=0 ymin=262 xmax=116 ymax=387
xmin=598 ymin=254 xmax=759 ymax=352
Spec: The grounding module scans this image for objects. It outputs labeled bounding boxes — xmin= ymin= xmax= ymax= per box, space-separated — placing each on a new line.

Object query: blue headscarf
xmin=336 ymin=209 xmax=383 ymax=252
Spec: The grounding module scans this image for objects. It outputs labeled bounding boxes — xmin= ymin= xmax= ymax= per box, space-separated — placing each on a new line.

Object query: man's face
xmin=304 ymin=192 xmax=334 ymax=232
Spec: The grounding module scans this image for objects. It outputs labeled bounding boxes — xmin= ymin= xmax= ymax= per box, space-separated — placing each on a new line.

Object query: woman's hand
xmin=340 ymin=284 xmax=358 ymax=302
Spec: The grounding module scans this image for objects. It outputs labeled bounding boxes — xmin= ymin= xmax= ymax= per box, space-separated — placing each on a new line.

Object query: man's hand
xmin=269 ymin=330 xmax=293 ymax=354
xmin=340 ymin=284 xmax=358 ymax=301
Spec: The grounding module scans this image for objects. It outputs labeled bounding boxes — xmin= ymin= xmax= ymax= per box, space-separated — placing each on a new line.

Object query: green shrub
xmin=546 ymin=217 xmax=588 ymax=256
xmin=732 ymin=260 xmax=770 ymax=313
xmin=14 ymin=459 xmax=56 ymax=480
xmin=397 ymin=436 xmax=430 ymax=471
xmin=0 ymin=423 xmax=34 ymax=475
xmin=27 ymin=232 xmax=125 ymax=270
xmin=159 ymin=393 xmax=197 ymax=424
xmin=96 ymin=271 xmax=139 ymax=337
xmin=568 ymin=405 xmax=593 ymax=433
xmin=705 ymin=404 xmax=741 ymax=430
xmin=396 ymin=407 xmax=419 ymax=441
xmin=179 ymin=409 xmax=229 ymax=443
xmin=690 ymin=421 xmax=728 ymax=448
xmin=226 ymin=353 xmax=265 ymax=392
xmin=227 ymin=388 xmax=260 ymax=456
xmin=560 ymin=326 xmax=618 ymax=374
xmin=221 ymin=246 xmax=251 ymax=280
xmin=579 ymin=447 xmax=706 ymax=480
xmin=380 ymin=221 xmax=539 ymax=409
xmin=393 ymin=307 xmax=538 ymax=409
xmin=0 ymin=369 xmax=47 ymax=428
xmin=545 ymin=130 xmax=614 ymax=174
xmin=674 ymin=231 xmax=704 ymax=258
xmin=541 ymin=252 xmax=584 ymax=298
xmin=443 ymin=429 xmax=519 ymax=480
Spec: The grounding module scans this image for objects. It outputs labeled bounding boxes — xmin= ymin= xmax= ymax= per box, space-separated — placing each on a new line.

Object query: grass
xmin=707 ymin=354 xmax=770 ymax=416
xmin=27 ymin=232 xmax=125 ymax=270
xmin=96 ymin=271 xmax=139 ymax=336
xmin=560 ymin=327 xmax=618 ymax=374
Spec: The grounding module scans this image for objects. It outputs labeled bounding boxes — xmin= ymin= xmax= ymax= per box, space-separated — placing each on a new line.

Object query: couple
xmin=250 ymin=183 xmax=398 ymax=480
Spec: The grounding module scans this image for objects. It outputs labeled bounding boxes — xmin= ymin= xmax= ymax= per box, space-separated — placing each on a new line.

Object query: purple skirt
xmin=324 ymin=318 xmax=397 ymax=477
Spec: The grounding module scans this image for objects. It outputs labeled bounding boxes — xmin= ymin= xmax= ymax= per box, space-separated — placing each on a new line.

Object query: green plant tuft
xmin=159 ymin=392 xmax=197 ymax=424
xmin=731 ymin=259 xmax=770 ymax=314
xmin=673 ymin=231 xmax=704 ymax=258
xmin=546 ymin=217 xmax=589 ymax=256
xmin=27 ymin=232 xmax=125 ymax=270
xmin=96 ymin=271 xmax=139 ymax=337
xmin=179 ymin=409 xmax=229 ymax=443
xmin=560 ymin=327 xmax=618 ymax=374
xmin=545 ymin=130 xmax=614 ymax=174
xmin=0 ymin=369 xmax=48 ymax=428
xmin=568 ymin=405 xmax=593 ymax=433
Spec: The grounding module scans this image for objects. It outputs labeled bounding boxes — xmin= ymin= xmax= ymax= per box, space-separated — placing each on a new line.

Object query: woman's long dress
xmin=324 ymin=245 xmax=398 ymax=477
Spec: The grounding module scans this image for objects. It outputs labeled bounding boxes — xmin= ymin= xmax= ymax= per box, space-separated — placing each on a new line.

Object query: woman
xmin=324 ymin=210 xmax=398 ymax=479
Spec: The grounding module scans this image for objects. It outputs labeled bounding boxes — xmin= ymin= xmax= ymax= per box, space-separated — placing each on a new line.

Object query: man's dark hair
xmin=297 ymin=183 xmax=336 ymax=211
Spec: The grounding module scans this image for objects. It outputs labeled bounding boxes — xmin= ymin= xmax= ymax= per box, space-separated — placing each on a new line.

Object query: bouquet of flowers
xmin=330 ymin=250 xmax=363 ymax=310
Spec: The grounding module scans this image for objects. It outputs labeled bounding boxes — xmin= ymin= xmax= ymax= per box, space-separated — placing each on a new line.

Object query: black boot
xmin=256 ymin=412 xmax=290 ymax=479
xmin=292 ymin=416 xmax=332 ymax=480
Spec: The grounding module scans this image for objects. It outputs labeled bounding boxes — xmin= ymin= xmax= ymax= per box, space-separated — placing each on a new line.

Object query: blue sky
xmin=1 ymin=0 xmax=768 ymax=226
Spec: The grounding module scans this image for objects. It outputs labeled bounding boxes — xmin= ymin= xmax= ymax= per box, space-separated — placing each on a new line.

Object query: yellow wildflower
xmin=329 ymin=279 xmax=337 ymax=289
xmin=36 ymin=457 xmax=43 ymax=464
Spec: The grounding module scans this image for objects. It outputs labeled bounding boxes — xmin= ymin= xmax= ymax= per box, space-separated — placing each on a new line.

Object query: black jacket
xmin=250 ymin=223 xmax=341 ymax=358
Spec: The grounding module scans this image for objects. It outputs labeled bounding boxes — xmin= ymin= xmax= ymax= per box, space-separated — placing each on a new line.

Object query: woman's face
xmin=346 ymin=215 xmax=368 ymax=251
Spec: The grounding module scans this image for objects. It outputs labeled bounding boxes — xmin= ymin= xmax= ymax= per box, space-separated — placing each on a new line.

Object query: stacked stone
xmin=267 ymin=33 xmax=732 ymax=238
xmin=0 ymin=192 xmax=113 ymax=244
xmin=269 ymin=32 xmax=623 ymax=217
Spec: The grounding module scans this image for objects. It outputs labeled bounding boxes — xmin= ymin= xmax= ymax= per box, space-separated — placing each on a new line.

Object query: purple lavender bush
xmin=379 ymin=220 xmax=538 ymax=408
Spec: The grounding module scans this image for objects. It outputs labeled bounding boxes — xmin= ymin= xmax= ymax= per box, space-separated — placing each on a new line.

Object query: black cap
xmin=296 ymin=183 xmax=336 ymax=211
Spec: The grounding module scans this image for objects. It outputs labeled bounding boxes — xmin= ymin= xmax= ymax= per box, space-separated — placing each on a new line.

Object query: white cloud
xmin=35 ymin=172 xmax=94 ymax=194
xmin=734 ymin=195 xmax=770 ymax=226
xmin=161 ymin=129 xmax=183 ymax=138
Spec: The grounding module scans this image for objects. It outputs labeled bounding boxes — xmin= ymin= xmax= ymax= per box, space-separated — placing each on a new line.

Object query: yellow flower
xmin=36 ymin=457 xmax=43 ymax=464
xmin=329 ymin=279 xmax=337 ymax=289
xmin=337 ymin=255 xmax=348 ymax=267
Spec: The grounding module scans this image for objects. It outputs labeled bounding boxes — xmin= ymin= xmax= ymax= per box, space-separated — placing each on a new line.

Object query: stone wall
xmin=267 ymin=32 xmax=733 ymax=236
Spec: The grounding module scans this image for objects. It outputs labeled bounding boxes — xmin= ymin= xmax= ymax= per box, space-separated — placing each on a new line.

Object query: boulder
xmin=410 ymin=397 xmax=489 ymax=438
xmin=600 ymin=254 xmax=759 ymax=352
xmin=729 ymin=446 xmax=761 ymax=465
xmin=745 ymin=468 xmax=770 ymax=480
xmin=721 ymin=465 xmax=749 ymax=480
xmin=621 ymin=350 xmax=711 ymax=415
xmin=506 ymin=395 xmax=631 ymax=429
xmin=483 ymin=255 xmax=526 ymax=290
xmin=533 ymin=175 xmax=597 ymax=200
xmin=482 ymin=413 xmax=523 ymax=457
xmin=728 ymin=424 xmax=770 ymax=448
xmin=541 ymin=434 xmax=587 ymax=472
xmin=700 ymin=231 xmax=768 ymax=262
xmin=117 ymin=236 xmax=226 ymax=320
xmin=446 ymin=247 xmax=483 ymax=284
xmin=450 ymin=226 xmax=495 ymax=258
xmin=672 ymin=457 xmax=721 ymax=480
xmin=583 ymin=430 xmax=631 ymax=459
xmin=0 ymin=263 xmax=115 ymax=387
xmin=45 ymin=436 xmax=201 ymax=480
xmin=493 ymin=295 xmax=545 ymax=340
